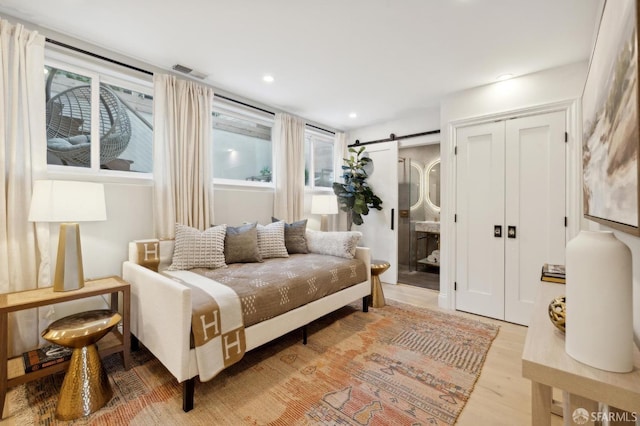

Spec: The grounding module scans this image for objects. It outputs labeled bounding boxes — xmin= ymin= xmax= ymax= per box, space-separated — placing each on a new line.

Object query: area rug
xmin=7 ymin=301 xmax=499 ymax=425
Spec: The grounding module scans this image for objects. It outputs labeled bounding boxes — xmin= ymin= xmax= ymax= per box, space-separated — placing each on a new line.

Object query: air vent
xmin=171 ymin=63 xmax=207 ymax=80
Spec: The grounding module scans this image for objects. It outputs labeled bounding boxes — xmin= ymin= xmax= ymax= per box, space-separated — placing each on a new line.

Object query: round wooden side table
xmin=370 ymin=259 xmax=390 ymax=308
xmin=42 ymin=309 xmax=122 ymax=420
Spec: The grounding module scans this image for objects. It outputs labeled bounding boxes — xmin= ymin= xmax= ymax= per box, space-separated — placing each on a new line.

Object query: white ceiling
xmin=0 ymin=0 xmax=601 ymax=131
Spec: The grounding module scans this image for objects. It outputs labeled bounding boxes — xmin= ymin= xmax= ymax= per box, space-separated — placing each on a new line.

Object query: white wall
xmin=439 ymin=61 xmax=588 ymax=310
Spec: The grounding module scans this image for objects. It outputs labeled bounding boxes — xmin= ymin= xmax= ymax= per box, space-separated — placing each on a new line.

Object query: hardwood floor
xmin=383 ymin=283 xmax=562 ymax=425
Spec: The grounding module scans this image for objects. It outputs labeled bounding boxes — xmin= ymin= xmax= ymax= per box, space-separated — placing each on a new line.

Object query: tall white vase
xmin=565 ymin=230 xmax=633 ymax=372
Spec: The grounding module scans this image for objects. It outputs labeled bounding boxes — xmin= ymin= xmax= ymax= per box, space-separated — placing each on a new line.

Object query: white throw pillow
xmin=168 ymin=223 xmax=227 ymax=270
xmin=306 ymin=229 xmax=362 ymax=259
xmin=256 ymin=221 xmax=289 ymax=259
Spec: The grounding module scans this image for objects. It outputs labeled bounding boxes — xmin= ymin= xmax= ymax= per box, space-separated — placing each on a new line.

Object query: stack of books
xmin=541 ymin=263 xmax=565 ymax=284
xmin=22 ymin=344 xmax=73 ymax=373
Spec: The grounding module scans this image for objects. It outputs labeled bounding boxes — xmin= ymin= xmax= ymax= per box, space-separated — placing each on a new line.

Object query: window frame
xmin=43 ymin=50 xmax=154 ymax=183
xmin=211 ymin=100 xmax=275 ymax=189
xmin=304 ymin=127 xmax=335 ymax=192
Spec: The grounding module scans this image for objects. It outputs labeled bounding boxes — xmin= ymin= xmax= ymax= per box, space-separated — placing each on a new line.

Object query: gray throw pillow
xmin=272 ymin=217 xmax=308 ymax=254
xmin=224 ymin=223 xmax=262 ymax=264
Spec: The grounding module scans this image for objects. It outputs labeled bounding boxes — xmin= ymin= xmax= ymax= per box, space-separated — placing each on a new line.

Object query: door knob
xmin=494 ymin=225 xmax=502 ymax=238
xmin=508 ymin=226 xmax=517 ymax=239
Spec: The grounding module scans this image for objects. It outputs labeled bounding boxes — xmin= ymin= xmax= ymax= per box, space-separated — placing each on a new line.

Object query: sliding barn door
xmin=504 ymin=111 xmax=566 ymax=324
xmin=355 ymin=141 xmax=399 ymax=284
xmin=455 ymin=122 xmax=506 ymax=319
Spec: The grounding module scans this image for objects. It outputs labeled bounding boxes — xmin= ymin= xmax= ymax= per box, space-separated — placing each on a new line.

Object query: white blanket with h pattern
xmin=163 ymin=270 xmax=246 ymax=382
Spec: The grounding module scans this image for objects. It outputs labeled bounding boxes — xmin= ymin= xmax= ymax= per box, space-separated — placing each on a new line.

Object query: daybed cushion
xmin=256 ymin=221 xmax=289 ymax=259
xmin=191 ymin=253 xmax=367 ymax=327
xmin=168 ymin=224 xmax=227 ymax=271
xmin=306 ymin=229 xmax=362 ymax=259
xmin=272 ymin=217 xmax=308 ymax=254
xmin=224 ymin=222 xmax=262 ymax=264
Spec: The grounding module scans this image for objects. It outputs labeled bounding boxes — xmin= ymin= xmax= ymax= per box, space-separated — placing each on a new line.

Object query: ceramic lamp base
xmin=565 ymin=230 xmax=633 ymax=372
xmin=53 ymin=223 xmax=84 ymax=292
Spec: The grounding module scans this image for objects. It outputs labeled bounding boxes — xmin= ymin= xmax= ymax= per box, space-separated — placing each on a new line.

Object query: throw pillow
xmin=224 ymin=222 xmax=262 ymax=264
xmin=256 ymin=221 xmax=289 ymax=259
xmin=168 ymin=223 xmax=227 ymax=270
xmin=306 ymin=229 xmax=362 ymax=259
xmin=271 ymin=217 xmax=308 ymax=254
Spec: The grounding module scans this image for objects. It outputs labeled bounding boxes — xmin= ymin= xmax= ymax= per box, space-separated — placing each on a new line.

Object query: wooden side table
xmin=522 ymin=282 xmax=640 ymax=425
xmin=0 ymin=276 xmax=131 ymax=419
xmin=370 ymin=260 xmax=390 ymax=308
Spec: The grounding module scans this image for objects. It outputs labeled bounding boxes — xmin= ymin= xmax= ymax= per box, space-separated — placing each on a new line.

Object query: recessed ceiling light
xmin=263 ymin=75 xmax=274 ymax=83
xmin=349 ymin=112 xmax=357 ymax=119
xmin=496 ymin=74 xmax=514 ymax=81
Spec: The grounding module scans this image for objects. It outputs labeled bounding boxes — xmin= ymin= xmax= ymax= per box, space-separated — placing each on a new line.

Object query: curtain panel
xmin=153 ymin=74 xmax=214 ymax=238
xmin=332 ymin=132 xmax=348 ymax=231
xmin=272 ymin=113 xmax=305 ymax=222
xmin=0 ymin=19 xmax=50 ymax=356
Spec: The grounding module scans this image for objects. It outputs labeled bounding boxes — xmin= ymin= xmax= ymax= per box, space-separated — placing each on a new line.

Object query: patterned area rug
xmin=7 ymin=301 xmax=499 ymax=425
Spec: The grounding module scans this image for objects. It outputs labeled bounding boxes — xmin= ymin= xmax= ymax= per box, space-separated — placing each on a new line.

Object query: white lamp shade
xmin=311 ymin=194 xmax=338 ymax=215
xmin=28 ymin=180 xmax=107 ymax=223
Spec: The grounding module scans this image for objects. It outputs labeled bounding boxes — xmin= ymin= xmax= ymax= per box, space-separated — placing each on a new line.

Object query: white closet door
xmin=355 ymin=141 xmax=399 ymax=284
xmin=455 ymin=122 xmax=505 ymax=318
xmin=504 ymin=111 xmax=566 ymax=325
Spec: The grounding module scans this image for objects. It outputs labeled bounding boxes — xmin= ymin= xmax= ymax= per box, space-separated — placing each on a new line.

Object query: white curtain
xmin=0 ymin=19 xmax=50 ymax=356
xmin=153 ymin=74 xmax=215 ymax=238
xmin=272 ymin=113 xmax=305 ymax=222
xmin=333 ymin=131 xmax=348 ymax=231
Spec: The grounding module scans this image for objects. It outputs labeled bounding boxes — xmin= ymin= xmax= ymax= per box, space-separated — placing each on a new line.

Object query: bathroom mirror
xmin=425 ymin=159 xmax=441 ymax=211
xmin=409 ymin=161 xmax=423 ymax=210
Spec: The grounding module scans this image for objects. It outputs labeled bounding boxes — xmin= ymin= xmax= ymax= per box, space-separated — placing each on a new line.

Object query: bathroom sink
xmin=414 ymin=220 xmax=440 ymax=233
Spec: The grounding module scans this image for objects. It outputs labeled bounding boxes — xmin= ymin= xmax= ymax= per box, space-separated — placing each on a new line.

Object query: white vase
xmin=565 ymin=230 xmax=633 ymax=372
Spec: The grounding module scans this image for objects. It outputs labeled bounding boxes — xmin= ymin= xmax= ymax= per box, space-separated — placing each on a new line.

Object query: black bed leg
xmin=183 ymin=378 xmax=195 ymax=412
xmin=363 ymin=296 xmax=369 ymax=312
xmin=302 ymin=325 xmax=308 ymax=345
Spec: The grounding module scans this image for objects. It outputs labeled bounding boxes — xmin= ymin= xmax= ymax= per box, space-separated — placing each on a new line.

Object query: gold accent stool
xmin=42 ymin=309 xmax=122 ymax=420
xmin=370 ymin=259 xmax=390 ymax=308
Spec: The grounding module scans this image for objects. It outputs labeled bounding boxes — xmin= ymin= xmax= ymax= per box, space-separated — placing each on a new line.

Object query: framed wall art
xmin=582 ymin=0 xmax=640 ymax=235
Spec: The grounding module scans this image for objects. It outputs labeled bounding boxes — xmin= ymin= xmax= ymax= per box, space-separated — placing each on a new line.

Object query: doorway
xmin=397 ymin=144 xmax=440 ymax=291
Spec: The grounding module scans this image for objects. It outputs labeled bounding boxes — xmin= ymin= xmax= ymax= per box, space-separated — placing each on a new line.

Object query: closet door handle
xmin=391 ymin=208 xmax=395 ymax=230
xmin=508 ymin=226 xmax=517 ymax=239
xmin=494 ymin=225 xmax=502 ymax=238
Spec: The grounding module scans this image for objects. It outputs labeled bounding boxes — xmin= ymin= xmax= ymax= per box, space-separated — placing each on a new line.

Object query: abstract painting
xmin=583 ymin=0 xmax=640 ymax=235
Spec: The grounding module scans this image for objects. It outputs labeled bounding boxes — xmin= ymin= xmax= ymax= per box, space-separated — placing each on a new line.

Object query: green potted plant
xmin=333 ymin=146 xmax=383 ymax=230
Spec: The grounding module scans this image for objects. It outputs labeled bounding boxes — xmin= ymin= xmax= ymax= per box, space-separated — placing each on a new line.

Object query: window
xmin=305 ymin=130 xmax=334 ymax=189
xmin=44 ymin=58 xmax=153 ymax=175
xmin=212 ymin=108 xmax=273 ymax=185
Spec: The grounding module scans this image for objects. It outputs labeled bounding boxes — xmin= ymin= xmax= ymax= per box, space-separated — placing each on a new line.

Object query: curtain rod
xmin=45 ymin=38 xmax=154 ymax=76
xmin=46 ymin=38 xmax=337 ymax=136
xmin=349 ymin=129 xmax=440 ymax=147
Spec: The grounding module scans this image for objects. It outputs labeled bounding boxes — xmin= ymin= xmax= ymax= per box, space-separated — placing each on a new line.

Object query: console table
xmin=522 ymin=282 xmax=640 ymax=425
xmin=0 ymin=276 xmax=131 ymax=419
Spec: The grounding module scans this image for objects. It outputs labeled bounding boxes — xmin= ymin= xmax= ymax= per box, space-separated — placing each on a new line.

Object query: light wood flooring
xmin=384 ymin=283 xmax=563 ymax=426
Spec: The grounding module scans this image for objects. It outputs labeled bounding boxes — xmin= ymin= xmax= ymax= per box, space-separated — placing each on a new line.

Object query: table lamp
xmin=311 ymin=194 xmax=338 ymax=232
xmin=28 ymin=180 xmax=107 ymax=292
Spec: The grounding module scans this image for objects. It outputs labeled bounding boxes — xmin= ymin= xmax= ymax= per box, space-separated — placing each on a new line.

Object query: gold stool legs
xmin=371 ymin=275 xmax=386 ymax=308
xmin=56 ymin=343 xmax=113 ymax=421
xmin=370 ymin=260 xmax=391 ymax=308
